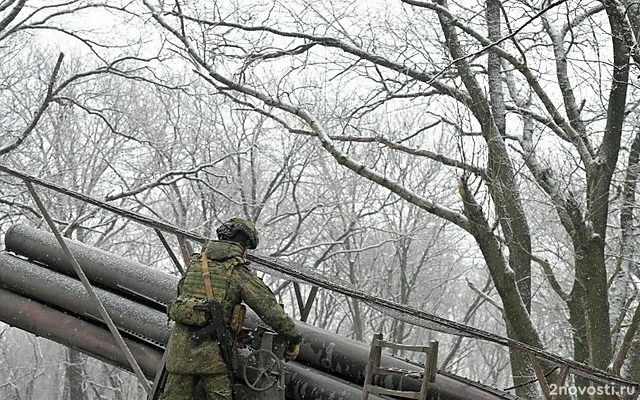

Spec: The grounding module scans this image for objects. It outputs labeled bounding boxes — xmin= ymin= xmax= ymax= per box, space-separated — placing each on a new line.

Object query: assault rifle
xmin=191 ymin=299 xmax=234 ymax=375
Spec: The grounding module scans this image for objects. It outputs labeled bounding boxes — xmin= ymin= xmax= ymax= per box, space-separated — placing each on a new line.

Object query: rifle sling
xmin=196 ymin=252 xmax=238 ymax=392
xmin=201 ymin=253 xmax=215 ymax=300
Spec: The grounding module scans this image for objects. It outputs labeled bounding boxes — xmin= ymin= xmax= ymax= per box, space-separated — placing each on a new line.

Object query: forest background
xmin=1 ymin=1 xmax=640 ymax=399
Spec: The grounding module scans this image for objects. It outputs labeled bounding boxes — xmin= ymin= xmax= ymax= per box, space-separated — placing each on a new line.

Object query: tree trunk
xmin=504 ymin=322 xmax=540 ymax=399
xmin=63 ymin=348 xmax=85 ymax=400
xmin=459 ymin=178 xmax=542 ymax=399
xmin=614 ymin=131 xmax=640 ymax=379
xmin=568 ymin=285 xmax=591 ymax=400
xmin=576 ymin=240 xmax=612 ymax=369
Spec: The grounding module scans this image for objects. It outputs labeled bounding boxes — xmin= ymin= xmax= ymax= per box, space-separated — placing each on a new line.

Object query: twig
xmin=531 ymin=254 xmax=569 ymax=302
xmin=466 ymin=277 xmax=503 ymax=311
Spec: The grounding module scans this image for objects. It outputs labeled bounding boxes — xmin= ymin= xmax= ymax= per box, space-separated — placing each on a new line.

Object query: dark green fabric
xmin=161 ymin=372 xmax=231 ymax=400
xmin=165 ymin=322 xmax=229 ymax=374
xmin=173 ymin=241 xmax=244 ymax=322
xmin=231 ymin=265 xmax=302 ymax=344
xmin=166 ymin=296 xmax=210 ymax=326
xmin=165 ymin=241 xmax=301 ymax=377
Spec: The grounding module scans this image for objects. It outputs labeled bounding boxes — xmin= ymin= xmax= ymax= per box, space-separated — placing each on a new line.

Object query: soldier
xmin=161 ymin=218 xmax=301 ymax=400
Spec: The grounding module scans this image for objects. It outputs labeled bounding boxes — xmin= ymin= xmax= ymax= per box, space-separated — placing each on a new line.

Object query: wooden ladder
xmin=362 ymin=333 xmax=438 ymax=400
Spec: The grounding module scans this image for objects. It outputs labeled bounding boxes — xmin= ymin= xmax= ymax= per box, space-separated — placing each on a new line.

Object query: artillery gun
xmin=0 ymin=224 xmax=520 ymax=400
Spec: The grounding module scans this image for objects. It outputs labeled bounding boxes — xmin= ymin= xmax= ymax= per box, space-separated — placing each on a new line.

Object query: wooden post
xmin=362 ymin=332 xmax=383 ymax=400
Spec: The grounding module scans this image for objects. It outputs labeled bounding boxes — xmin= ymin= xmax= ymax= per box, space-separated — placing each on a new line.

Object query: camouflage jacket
xmin=166 ymin=240 xmax=301 ymax=375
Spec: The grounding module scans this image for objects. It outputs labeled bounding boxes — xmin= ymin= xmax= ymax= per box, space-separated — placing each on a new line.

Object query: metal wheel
xmin=242 ymin=348 xmax=282 ymax=392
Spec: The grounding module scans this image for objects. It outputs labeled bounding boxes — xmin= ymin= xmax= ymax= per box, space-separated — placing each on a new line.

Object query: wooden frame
xmin=362 ymin=332 xmax=438 ymax=400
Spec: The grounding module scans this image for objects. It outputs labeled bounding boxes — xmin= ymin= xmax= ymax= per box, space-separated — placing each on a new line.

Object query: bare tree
xmin=138 ymin=0 xmax=640 ymax=397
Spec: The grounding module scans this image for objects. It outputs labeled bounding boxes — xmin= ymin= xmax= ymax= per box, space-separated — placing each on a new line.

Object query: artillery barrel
xmin=4 ymin=224 xmax=175 ymax=306
xmin=0 ymin=252 xmax=170 ymax=347
xmin=285 ymin=361 xmax=386 ymax=400
xmin=0 ymin=286 xmax=162 ymax=379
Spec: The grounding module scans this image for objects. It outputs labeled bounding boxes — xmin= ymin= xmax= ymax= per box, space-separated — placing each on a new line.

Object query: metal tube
xmin=284 ymin=361 xmax=386 ymax=400
xmin=0 ymin=287 xmax=162 ymax=379
xmin=0 ymin=253 xmax=171 ymax=347
xmin=5 ymin=224 xmax=177 ymax=307
xmin=155 ymin=228 xmax=185 ymax=275
xmin=244 ymin=313 xmax=514 ymax=400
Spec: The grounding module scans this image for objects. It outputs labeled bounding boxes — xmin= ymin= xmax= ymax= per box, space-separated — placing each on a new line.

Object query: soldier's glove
xmin=283 ymin=342 xmax=300 ymax=362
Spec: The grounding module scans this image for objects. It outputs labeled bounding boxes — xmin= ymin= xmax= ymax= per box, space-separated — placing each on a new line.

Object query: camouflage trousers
xmin=161 ymin=372 xmax=232 ymax=400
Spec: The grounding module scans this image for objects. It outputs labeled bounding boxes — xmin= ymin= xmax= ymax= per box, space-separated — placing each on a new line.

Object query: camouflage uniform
xmin=162 ymin=240 xmax=301 ymax=400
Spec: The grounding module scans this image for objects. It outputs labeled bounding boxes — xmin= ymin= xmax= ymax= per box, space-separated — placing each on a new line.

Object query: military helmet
xmin=216 ymin=218 xmax=259 ymax=249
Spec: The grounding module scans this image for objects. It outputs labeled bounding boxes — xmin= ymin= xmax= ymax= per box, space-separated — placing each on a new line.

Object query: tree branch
xmin=140 ymin=4 xmax=473 ymax=230
xmin=613 ymin=302 xmax=640 ymax=374
xmin=402 ymin=0 xmax=595 ymax=170
xmin=104 ymin=154 xmax=245 ymax=201
xmin=531 ymin=254 xmax=569 ymax=302
xmin=0 ymin=52 xmax=64 ymax=156
xmin=0 ymin=0 xmax=24 ymax=34
xmin=467 ymin=277 xmax=503 ymax=311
